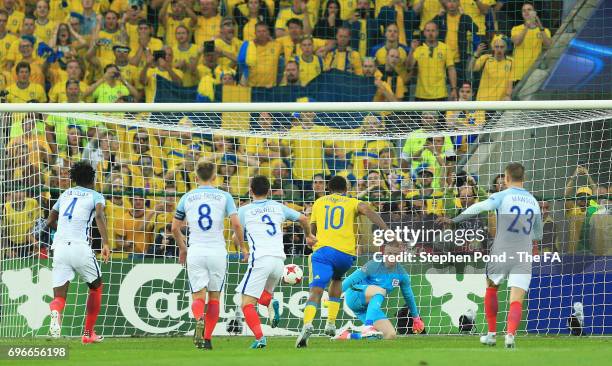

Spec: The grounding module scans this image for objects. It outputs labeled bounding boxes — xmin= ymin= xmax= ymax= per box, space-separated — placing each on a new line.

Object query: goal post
xmin=0 ymin=101 xmax=610 ymax=338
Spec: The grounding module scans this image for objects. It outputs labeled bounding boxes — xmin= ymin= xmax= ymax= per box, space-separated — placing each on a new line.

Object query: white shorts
xmin=187 ymin=255 xmax=227 ymax=293
xmin=237 ymin=256 xmax=284 ymax=299
xmin=486 ymin=259 xmax=532 ymax=291
xmin=52 ymin=241 xmax=101 ymax=288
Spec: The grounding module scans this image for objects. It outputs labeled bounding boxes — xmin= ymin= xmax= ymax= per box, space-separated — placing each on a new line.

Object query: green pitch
xmin=2 ymin=336 xmax=610 ymax=366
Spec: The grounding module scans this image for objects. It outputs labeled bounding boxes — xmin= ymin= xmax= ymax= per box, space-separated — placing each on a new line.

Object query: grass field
xmin=1 ymin=336 xmax=610 ymax=366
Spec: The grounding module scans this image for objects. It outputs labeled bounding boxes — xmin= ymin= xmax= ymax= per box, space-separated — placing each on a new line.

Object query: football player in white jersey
xmin=46 ymin=161 xmax=110 ymax=344
xmin=237 ymin=175 xmax=316 ymax=349
xmin=439 ymin=162 xmax=543 ymax=348
xmin=172 ymin=160 xmax=248 ymax=350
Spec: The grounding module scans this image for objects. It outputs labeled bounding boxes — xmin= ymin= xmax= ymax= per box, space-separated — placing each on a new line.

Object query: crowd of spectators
xmin=2 ymin=107 xmax=610 ymax=261
xmin=0 ymin=0 xmax=561 ymax=103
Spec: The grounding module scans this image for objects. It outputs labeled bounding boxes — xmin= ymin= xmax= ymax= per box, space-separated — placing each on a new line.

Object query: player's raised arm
xmin=95 ymin=203 xmax=110 ymax=263
xmin=282 ymin=204 xmax=317 ymax=247
xmin=450 ymin=195 xmax=500 ymax=224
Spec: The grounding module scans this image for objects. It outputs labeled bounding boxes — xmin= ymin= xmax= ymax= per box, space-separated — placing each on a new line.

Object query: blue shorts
xmin=309 ymin=246 xmax=355 ymax=289
xmin=345 ymin=287 xmax=388 ymax=324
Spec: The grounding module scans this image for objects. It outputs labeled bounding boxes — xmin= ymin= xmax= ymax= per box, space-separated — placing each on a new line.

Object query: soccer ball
xmin=283 ymin=264 xmax=303 ymax=285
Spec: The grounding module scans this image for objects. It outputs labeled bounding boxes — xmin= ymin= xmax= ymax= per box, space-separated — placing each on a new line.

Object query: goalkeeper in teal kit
xmin=336 ymin=246 xmax=425 ymax=340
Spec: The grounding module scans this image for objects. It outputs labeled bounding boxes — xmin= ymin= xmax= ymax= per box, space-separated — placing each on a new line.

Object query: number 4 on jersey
xmin=63 ymin=197 xmax=78 ymax=220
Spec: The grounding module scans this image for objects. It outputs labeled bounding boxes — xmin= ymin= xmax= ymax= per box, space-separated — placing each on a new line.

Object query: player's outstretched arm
xmin=95 ymin=203 xmax=110 ymax=263
xmin=342 ymin=268 xmax=367 ymax=293
xmin=297 ymin=214 xmax=317 ymax=247
xmin=171 ymin=218 xmax=187 ymax=264
xmin=229 ymin=214 xmax=248 ymax=262
xmin=357 ymin=202 xmax=389 ymax=231
xmin=445 ymin=196 xmax=500 ymax=225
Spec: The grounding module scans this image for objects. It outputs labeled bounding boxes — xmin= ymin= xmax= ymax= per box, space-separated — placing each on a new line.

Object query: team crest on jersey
xmin=505 ymin=64 xmax=511 ymax=72
xmin=392 ymin=279 xmax=400 ymax=287
xmin=537 ymin=33 xmax=543 ymax=39
xmin=437 ymin=52 xmax=443 ymax=60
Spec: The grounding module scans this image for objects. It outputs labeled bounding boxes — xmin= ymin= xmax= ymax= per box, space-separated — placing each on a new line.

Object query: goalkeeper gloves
xmin=412 ymin=316 xmax=425 ymax=334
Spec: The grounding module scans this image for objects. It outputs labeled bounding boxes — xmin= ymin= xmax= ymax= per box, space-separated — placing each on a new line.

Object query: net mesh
xmin=0 ymin=107 xmax=610 ymax=338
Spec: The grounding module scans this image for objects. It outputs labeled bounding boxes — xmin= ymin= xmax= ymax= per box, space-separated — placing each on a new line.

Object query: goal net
xmin=1 ymin=102 xmax=610 ymax=338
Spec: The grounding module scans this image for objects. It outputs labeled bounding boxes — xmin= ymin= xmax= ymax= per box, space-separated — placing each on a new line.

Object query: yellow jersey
xmin=283 ymin=125 xmax=331 ymax=180
xmin=195 ymin=15 xmax=222 ymax=45
xmin=3 ymin=198 xmax=41 ymax=244
xmin=511 ymin=24 xmax=550 ymax=81
xmin=214 ymin=37 xmax=242 ymax=69
xmin=413 ymin=42 xmax=454 ymax=99
xmin=311 ymin=193 xmax=361 ymax=255
xmin=296 ymin=54 xmax=324 ymax=85
xmin=34 ymin=19 xmax=58 ymax=44
xmin=0 ymin=32 xmax=17 ymax=68
xmin=172 ymin=43 xmax=200 ymax=87
xmin=6 ymin=82 xmax=47 ymax=103
xmin=414 ymin=0 xmax=442 ymax=30
xmin=460 ymin=0 xmax=494 ymax=36
xmin=474 ymin=55 xmax=513 ymax=101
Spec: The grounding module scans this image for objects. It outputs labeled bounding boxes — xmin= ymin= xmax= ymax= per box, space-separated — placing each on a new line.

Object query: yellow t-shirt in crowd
xmin=283 ymin=124 xmax=331 ymax=181
xmin=6 ymin=82 xmax=47 ymax=103
xmin=511 ymin=24 xmax=551 ymax=81
xmin=3 ymin=198 xmax=41 ymax=244
xmin=474 ymin=55 xmax=513 ymax=101
xmin=413 ymin=42 xmax=454 ymax=99
xmin=195 ymin=14 xmax=222 ymax=45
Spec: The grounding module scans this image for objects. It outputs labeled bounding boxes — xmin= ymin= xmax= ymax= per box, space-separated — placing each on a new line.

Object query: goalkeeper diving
xmin=336 ymin=245 xmax=424 ymax=340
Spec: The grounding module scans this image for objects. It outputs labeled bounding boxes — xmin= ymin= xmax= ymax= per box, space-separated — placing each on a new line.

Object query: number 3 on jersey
xmin=198 ymin=204 xmax=212 ymax=231
xmin=63 ymin=197 xmax=78 ymax=220
xmin=261 ymin=214 xmax=277 ymax=235
xmin=324 ymin=205 xmax=344 ymax=229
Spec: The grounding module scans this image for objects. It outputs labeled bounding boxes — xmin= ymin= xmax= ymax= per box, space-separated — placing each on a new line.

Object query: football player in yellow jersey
xmin=0 ymin=11 xmax=18 ymax=68
xmin=159 ymin=0 xmax=196 ymax=48
xmin=296 ymin=175 xmax=393 ymax=347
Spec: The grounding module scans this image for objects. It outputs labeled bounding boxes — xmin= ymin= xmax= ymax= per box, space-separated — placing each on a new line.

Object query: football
xmin=282 ymin=264 xmax=303 ymax=285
